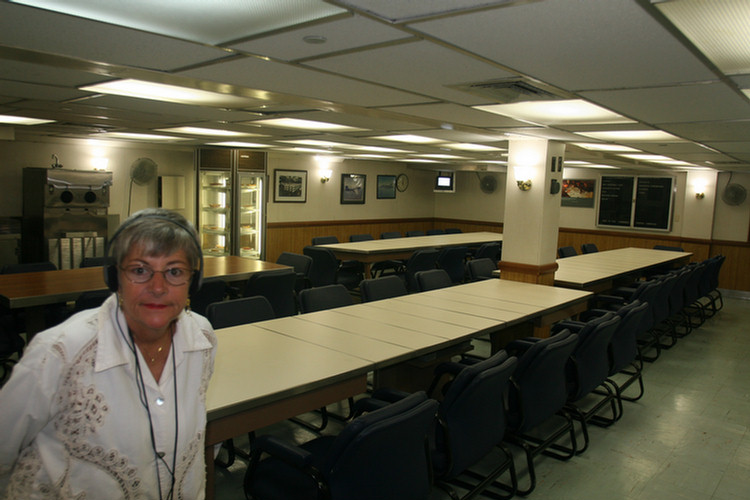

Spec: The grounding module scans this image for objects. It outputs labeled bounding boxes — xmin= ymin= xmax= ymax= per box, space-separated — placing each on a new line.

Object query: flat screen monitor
xmin=434 ymin=172 xmax=455 ymax=192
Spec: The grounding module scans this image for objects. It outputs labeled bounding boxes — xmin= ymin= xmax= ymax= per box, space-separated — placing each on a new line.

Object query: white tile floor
xmin=214 ymin=294 xmax=750 ymax=499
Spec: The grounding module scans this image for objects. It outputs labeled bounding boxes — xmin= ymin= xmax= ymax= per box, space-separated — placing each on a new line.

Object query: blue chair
xmin=473 ymin=241 xmax=502 ymax=264
xmin=436 ymin=246 xmax=468 ymax=284
xmin=380 ymin=231 xmax=402 ymax=239
xmin=349 ymin=233 xmax=374 ymax=242
xmin=359 ymin=275 xmax=408 ymax=302
xmin=298 ymin=284 xmax=353 ymax=313
xmin=276 ymin=252 xmax=313 ymax=293
xmin=415 ymin=269 xmax=452 ymax=292
xmin=243 ymin=268 xmax=297 ymax=317
xmin=188 ymin=276 xmax=228 ymax=317
xmin=426 ymin=228 xmax=444 ymax=235
xmin=79 ymin=256 xmax=108 ymax=268
xmin=244 ymin=392 xmax=439 ymax=500
xmin=466 ymin=257 xmax=496 ymax=281
xmin=402 ymin=248 xmax=440 ymax=292
xmin=303 ymin=246 xmax=362 ymax=290
xmin=557 ymin=246 xmax=577 ymax=258
xmin=504 ymin=330 xmax=580 ymax=496
xmin=311 ymin=235 xmax=364 ymax=278
xmin=406 ymin=230 xmax=426 ymax=237
xmin=444 ymin=228 xmax=462 ymax=234
xmin=581 ymin=243 xmax=598 ymax=254
xmin=206 ymin=295 xmax=275 ymax=329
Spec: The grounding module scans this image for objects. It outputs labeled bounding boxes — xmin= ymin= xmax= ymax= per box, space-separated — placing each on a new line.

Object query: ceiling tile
xmin=0 ymin=59 xmax=108 ymax=88
xmin=304 ymin=40 xmax=517 ymax=106
xmin=336 ymin=0 xmax=518 ymax=23
xmin=580 ymin=83 xmax=750 ymax=124
xmin=179 ymin=56 xmax=430 ymax=108
xmin=0 ymin=80 xmax=88 ymax=102
xmin=382 ymin=103 xmax=528 ymax=128
xmin=410 ymin=0 xmax=718 ymax=91
xmin=660 ymin=120 xmax=750 ymax=142
xmin=229 ymin=14 xmax=411 ymax=61
xmin=0 ymin=3 xmax=231 ymax=72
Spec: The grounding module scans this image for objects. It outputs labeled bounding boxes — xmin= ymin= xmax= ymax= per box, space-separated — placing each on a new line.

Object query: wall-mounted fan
xmin=722 ymin=172 xmax=747 ymax=206
xmin=478 ymin=173 xmax=497 ymax=194
xmin=128 ymin=157 xmax=158 ymax=214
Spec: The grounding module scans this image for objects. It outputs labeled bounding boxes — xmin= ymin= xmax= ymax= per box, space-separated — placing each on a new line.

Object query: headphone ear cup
xmin=105 ymin=264 xmax=119 ymax=292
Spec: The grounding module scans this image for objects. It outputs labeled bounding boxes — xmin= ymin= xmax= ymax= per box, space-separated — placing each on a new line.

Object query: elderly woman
xmin=0 ymin=208 xmax=217 ymax=499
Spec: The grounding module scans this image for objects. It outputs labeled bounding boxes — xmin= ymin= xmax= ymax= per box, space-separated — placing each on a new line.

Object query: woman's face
xmin=118 ymin=245 xmax=192 ymax=342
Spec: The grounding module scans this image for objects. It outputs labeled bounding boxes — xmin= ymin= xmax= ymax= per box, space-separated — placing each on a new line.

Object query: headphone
xmin=104 ymin=212 xmax=204 ymax=295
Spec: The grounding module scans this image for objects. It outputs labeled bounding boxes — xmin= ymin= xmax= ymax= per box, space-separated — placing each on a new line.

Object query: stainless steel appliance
xmin=197 ymin=149 xmax=266 ymax=259
xmin=22 ymin=167 xmax=112 ymax=269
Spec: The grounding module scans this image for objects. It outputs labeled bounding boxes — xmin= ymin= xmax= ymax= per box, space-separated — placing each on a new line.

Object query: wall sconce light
xmin=319 ymin=168 xmax=332 ymax=183
xmin=514 ymin=166 xmax=532 ymax=191
xmin=693 ymin=180 xmax=707 ymax=199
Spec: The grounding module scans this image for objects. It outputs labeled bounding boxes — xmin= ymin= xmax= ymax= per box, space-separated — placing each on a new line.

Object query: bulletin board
xmin=597 ymin=175 xmax=674 ymax=231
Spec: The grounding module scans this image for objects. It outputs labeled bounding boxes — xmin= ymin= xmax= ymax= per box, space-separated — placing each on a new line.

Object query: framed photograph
xmin=561 ymin=178 xmax=596 ymax=208
xmin=274 ymin=169 xmax=307 ymax=203
xmin=341 ymin=173 xmax=366 ymax=204
xmin=377 ymin=175 xmax=397 ymax=199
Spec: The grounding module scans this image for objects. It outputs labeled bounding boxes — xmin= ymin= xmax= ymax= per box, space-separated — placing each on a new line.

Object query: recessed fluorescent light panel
xmin=10 ymin=0 xmax=347 ymax=45
xmin=411 ymin=154 xmax=469 ymax=159
xmin=442 ymin=143 xmax=505 ymax=152
xmin=371 ymin=134 xmax=444 ymax=144
xmin=95 ymin=132 xmax=189 ymax=141
xmin=473 ymin=99 xmax=635 ymax=125
xmin=577 ymin=130 xmax=683 ymax=142
xmin=572 ymin=142 xmax=641 ymax=152
xmin=656 ymin=0 xmax=750 ymax=75
xmin=252 ymin=118 xmax=367 ymax=132
xmin=206 ymin=141 xmax=271 ymax=148
xmin=156 ymin=126 xmax=262 ymax=137
xmin=0 ymin=114 xmax=55 ymax=125
xmin=80 ymin=79 xmax=253 ymax=107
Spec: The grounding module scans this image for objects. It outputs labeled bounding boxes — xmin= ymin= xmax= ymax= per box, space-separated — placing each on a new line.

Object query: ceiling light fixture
xmin=156 ymin=126 xmax=262 ymax=137
xmin=0 ymin=114 xmax=55 ymax=125
xmin=577 ymin=130 xmax=683 ymax=142
xmin=474 ymin=99 xmax=635 ymax=125
xmin=252 ymin=118 xmax=367 ymax=132
xmin=80 ymin=79 xmax=254 ymax=107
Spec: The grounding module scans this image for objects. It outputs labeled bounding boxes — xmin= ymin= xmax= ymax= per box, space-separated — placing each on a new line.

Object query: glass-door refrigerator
xmin=197 ymin=148 xmax=266 ymax=259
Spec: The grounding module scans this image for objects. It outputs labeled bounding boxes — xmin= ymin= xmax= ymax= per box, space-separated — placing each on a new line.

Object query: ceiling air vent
xmin=450 ymin=77 xmax=574 ymax=104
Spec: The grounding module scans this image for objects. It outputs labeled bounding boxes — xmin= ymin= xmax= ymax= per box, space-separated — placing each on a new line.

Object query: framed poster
xmin=561 ymin=179 xmax=596 ymax=208
xmin=273 ymin=169 xmax=307 ymax=203
xmin=377 ymin=175 xmax=396 ymax=199
xmin=341 ymin=173 xmax=366 ymax=204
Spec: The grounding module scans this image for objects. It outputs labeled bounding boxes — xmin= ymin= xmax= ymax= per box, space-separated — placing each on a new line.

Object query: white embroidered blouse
xmin=0 ymin=295 xmax=217 ymax=499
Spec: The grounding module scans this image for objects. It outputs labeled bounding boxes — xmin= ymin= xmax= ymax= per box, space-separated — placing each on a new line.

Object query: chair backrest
xmin=349 ymin=233 xmax=374 ymax=242
xmin=406 ymin=230 xmax=426 ymax=237
xmin=507 ymin=330 xmax=579 ymax=432
xmin=567 ymin=314 xmax=621 ymax=401
xmin=73 ymin=290 xmax=112 ymax=312
xmin=473 ymin=242 xmax=501 ymax=264
xmin=665 ymin=266 xmax=691 ymax=314
xmin=581 ymin=243 xmax=598 ymax=254
xmin=415 ymin=269 xmax=452 ymax=292
xmin=80 ymin=256 xmax=108 ymax=268
xmin=557 ymin=246 xmax=577 ymax=258
xmin=404 ymin=248 xmax=440 ymax=292
xmin=436 ymin=246 xmax=468 ymax=283
xmin=298 ymin=284 xmax=353 ymax=313
xmin=243 ymin=268 xmax=297 ymax=317
xmin=276 ymin=252 xmax=313 ymax=292
xmin=443 ymin=228 xmax=462 ymax=234
xmin=653 ymin=244 xmax=684 ymax=252
xmin=466 ymin=258 xmax=496 ymax=281
xmin=189 ymin=277 xmax=228 ymax=316
xmin=360 ymin=275 xmax=408 ymax=302
xmin=380 ymin=231 xmax=402 ymax=239
xmin=323 ymin=391 xmax=439 ymax=500
xmin=1 ymin=261 xmax=56 ymax=274
xmin=206 ymin=295 xmax=275 ymax=329
xmin=650 ymin=273 xmax=677 ymax=325
xmin=609 ymin=300 xmax=650 ymax=373
xmin=303 ymin=246 xmax=340 ymax=287
xmin=426 ymin=229 xmax=444 ymax=235
xmin=312 ymin=235 xmax=339 ymax=245
xmin=437 ymin=351 xmax=517 ymax=478
xmin=682 ymin=261 xmax=706 ymax=305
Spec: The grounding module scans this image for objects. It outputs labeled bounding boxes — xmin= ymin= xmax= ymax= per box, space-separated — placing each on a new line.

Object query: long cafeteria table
xmin=204 ymin=277 xmax=590 ymax=498
xmin=553 ymin=247 xmax=692 ymax=292
xmin=316 ymin=231 xmax=502 ymax=278
xmin=0 ymin=256 xmax=289 ymax=334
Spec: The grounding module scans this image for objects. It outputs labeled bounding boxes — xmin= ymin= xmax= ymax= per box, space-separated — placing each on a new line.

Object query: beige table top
xmin=316 ymin=231 xmax=502 ymax=256
xmin=554 ymin=247 xmax=692 ymax=290
xmin=0 ymin=256 xmax=288 ymax=309
xmin=206 ymin=324 xmax=371 ymax=421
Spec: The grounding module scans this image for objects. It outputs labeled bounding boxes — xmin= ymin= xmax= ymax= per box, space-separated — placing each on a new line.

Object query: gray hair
xmin=110 ymin=208 xmax=201 ymax=271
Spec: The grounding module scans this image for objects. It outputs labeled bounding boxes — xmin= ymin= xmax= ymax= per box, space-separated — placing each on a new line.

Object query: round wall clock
xmin=396 ymin=173 xmax=409 ymax=192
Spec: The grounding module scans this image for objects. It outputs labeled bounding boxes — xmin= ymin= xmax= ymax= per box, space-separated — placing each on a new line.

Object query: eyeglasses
xmin=120 ymin=265 xmax=193 ymax=286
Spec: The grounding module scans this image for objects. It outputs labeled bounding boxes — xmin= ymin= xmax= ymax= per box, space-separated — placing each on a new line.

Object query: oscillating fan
xmin=128 ymin=157 xmax=158 ymax=214
xmin=722 ymin=173 xmax=747 ymax=206
xmin=478 ymin=173 xmax=497 ymax=194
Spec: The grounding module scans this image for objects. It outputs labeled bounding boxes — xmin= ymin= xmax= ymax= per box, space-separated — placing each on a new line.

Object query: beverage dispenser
xmin=22 ymin=167 xmax=112 ymax=269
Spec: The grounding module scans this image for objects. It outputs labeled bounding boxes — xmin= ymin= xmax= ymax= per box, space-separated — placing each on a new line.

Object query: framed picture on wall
xmin=561 ymin=179 xmax=596 ymax=208
xmin=377 ymin=175 xmax=396 ymax=199
xmin=341 ymin=173 xmax=366 ymax=204
xmin=274 ymin=169 xmax=307 ymax=203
